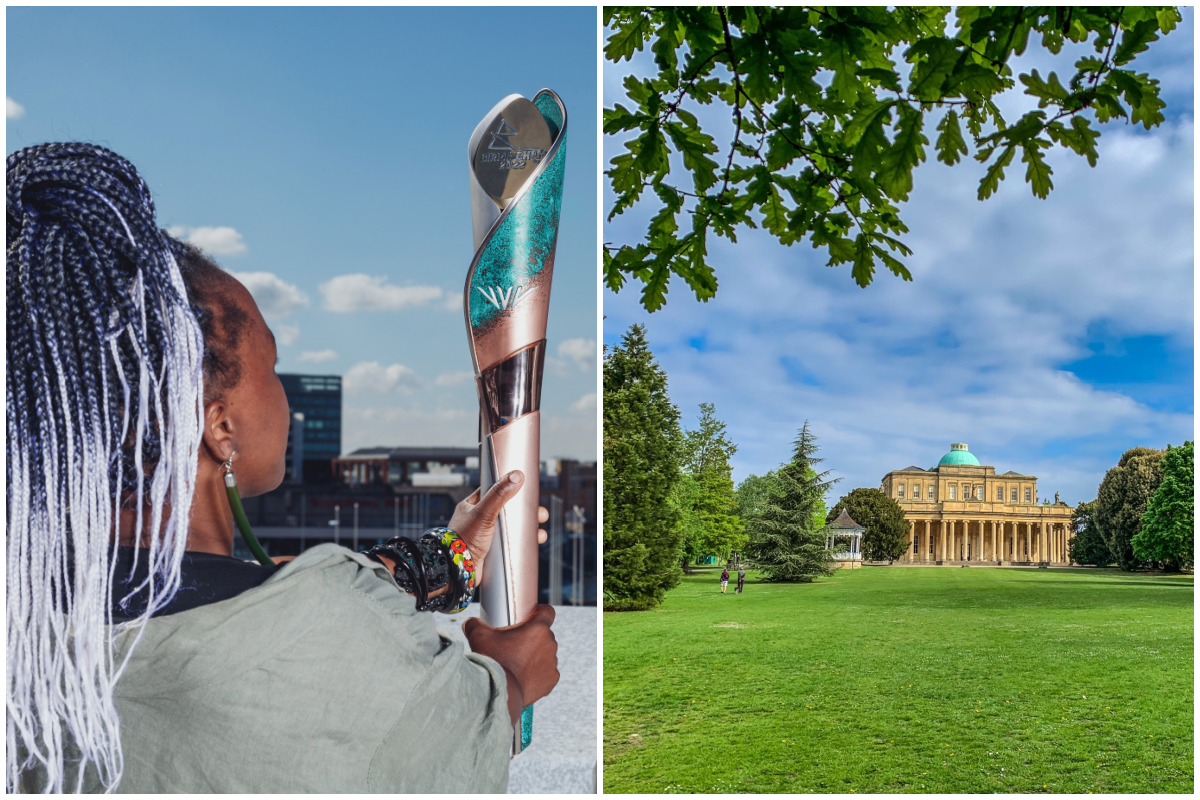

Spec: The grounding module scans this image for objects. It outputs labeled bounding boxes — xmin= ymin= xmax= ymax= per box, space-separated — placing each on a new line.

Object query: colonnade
xmin=900 ymin=519 xmax=1073 ymax=564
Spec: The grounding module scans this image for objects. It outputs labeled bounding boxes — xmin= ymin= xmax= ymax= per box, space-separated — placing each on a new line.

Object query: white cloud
xmin=167 ymin=225 xmax=247 ymax=256
xmin=343 ymin=361 xmax=422 ymax=395
xmin=299 ymin=348 xmax=338 ymax=363
xmin=435 ymin=370 xmax=474 ymax=387
xmin=6 ymin=97 xmax=25 ymax=119
xmin=443 ymin=292 xmax=464 ymax=312
xmin=604 ymin=111 xmax=1194 ymax=507
xmin=226 ymin=271 xmax=310 ymax=320
xmin=274 ymin=323 xmax=300 ymax=346
xmin=320 ymin=274 xmax=443 ymax=312
xmin=342 ymin=406 xmax=476 ymax=452
xmin=558 ymin=338 xmax=596 ymax=370
xmin=541 ymin=413 xmax=598 ymax=461
xmin=342 ymin=405 xmax=597 ymax=461
xmin=571 ymin=392 xmax=597 ymax=412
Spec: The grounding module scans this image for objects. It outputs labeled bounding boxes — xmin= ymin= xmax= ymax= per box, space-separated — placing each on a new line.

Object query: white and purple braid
xmin=6 ymin=143 xmax=205 ymax=793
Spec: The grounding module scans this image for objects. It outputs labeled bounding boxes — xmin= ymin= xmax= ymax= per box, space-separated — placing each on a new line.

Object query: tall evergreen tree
xmin=678 ymin=403 xmax=745 ymax=564
xmin=1095 ymin=446 xmax=1165 ymax=571
xmin=603 ymin=325 xmax=684 ymax=610
xmin=827 ymin=488 xmax=910 ymax=562
xmin=1068 ymin=500 xmax=1114 ymax=566
xmin=744 ymin=421 xmax=838 ymax=582
xmin=1134 ymin=441 xmax=1194 ymax=571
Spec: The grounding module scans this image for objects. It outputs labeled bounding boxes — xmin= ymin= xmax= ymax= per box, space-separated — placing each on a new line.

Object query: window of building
xmin=949 ymin=485 xmax=956 ymax=500
xmin=898 ymin=484 xmax=905 ymax=498
xmin=1025 ymin=488 xmax=1032 ymax=503
xmin=1011 ymin=488 xmax=1018 ymax=502
xmin=913 ymin=484 xmax=920 ymax=500
xmin=975 ymin=486 xmax=983 ymax=500
xmin=997 ymin=487 xmax=1004 ymax=501
xmin=928 ymin=485 xmax=935 ymax=500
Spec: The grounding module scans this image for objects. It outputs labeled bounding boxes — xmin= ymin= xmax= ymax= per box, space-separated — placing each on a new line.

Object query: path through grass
xmin=603 ymin=566 xmax=1193 ymax=793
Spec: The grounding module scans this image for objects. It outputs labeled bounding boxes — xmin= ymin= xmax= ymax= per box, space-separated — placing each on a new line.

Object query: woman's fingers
xmin=474 ymin=470 xmax=524 ymax=520
xmin=538 ymin=505 xmax=549 ymax=524
xmin=538 ymin=528 xmax=547 ymax=544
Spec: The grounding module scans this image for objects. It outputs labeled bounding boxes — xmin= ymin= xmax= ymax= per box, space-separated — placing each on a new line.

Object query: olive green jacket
xmin=24 ymin=544 xmax=511 ymax=793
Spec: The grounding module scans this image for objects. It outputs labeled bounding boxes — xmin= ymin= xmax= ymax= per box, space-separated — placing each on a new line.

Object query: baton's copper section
xmin=479 ymin=411 xmax=541 ymax=628
xmin=469 ymin=264 xmax=555 ymax=372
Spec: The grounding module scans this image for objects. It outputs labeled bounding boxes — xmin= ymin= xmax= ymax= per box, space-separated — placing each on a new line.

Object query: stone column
xmin=1023 ymin=522 xmax=1031 ymax=563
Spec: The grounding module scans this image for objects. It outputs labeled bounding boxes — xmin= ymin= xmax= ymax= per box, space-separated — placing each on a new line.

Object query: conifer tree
xmin=603 ymin=324 xmax=684 ymax=610
xmin=744 ymin=421 xmax=838 ymax=582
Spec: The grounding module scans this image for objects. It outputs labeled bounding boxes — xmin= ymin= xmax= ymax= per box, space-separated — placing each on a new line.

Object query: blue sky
xmin=8 ymin=6 xmax=598 ymax=460
xmin=603 ymin=12 xmax=1194 ymax=505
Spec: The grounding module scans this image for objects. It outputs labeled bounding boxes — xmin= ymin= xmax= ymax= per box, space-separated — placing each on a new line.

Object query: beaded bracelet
xmin=426 ymin=527 xmax=476 ymax=614
xmin=366 ymin=528 xmax=475 ymax=613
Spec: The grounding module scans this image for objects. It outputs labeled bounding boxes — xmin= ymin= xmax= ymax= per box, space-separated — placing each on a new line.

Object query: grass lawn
xmin=603 ymin=566 xmax=1193 ymax=793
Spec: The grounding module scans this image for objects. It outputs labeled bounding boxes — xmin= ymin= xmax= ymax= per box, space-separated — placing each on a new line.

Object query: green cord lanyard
xmin=223 ymin=457 xmax=274 ymax=567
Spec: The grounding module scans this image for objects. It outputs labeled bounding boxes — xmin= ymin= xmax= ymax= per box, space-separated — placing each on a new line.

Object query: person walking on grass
xmin=720 ymin=568 xmax=730 ymax=594
xmin=736 ymin=566 xmax=746 ymax=594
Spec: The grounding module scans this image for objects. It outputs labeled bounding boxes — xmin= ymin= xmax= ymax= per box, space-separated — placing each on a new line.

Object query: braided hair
xmin=6 ymin=143 xmax=207 ymax=792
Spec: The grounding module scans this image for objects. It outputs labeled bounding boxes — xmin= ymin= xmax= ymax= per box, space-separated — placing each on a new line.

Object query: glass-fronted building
xmin=278 ymin=373 xmax=342 ymax=483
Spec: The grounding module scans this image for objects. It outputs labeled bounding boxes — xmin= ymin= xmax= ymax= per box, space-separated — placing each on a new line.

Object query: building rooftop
xmin=344 ymin=446 xmax=479 ymax=460
xmin=938 ymin=442 xmax=981 ymax=467
xmin=827 ymin=509 xmax=864 ymax=531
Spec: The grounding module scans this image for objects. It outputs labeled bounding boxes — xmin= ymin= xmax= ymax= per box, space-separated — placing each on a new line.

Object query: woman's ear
xmin=201 ymin=398 xmax=237 ymax=466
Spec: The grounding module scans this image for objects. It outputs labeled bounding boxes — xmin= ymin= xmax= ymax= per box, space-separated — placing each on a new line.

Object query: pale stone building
xmin=881 ymin=443 xmax=1074 ymax=565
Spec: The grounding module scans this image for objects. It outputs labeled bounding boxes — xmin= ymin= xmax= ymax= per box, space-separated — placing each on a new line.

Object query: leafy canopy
xmin=827 ymin=487 xmax=911 ymax=562
xmin=1094 ymin=446 xmax=1164 ymax=572
xmin=677 ymin=403 xmax=746 ymax=563
xmin=1068 ymin=500 xmax=1115 ymax=567
xmin=604 ymin=6 xmax=1182 ymax=311
xmin=1133 ymin=441 xmax=1193 ymax=571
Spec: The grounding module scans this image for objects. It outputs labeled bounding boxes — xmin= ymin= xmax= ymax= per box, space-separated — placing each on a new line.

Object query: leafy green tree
xmin=1068 ymin=500 xmax=1114 ymax=566
xmin=672 ymin=470 xmax=745 ymax=566
xmin=603 ymin=324 xmax=685 ymax=610
xmin=736 ymin=471 xmax=775 ymax=520
xmin=827 ymin=487 xmax=910 ymax=562
xmin=603 ymin=6 xmax=1183 ymax=310
xmin=677 ymin=402 xmax=745 ymax=563
xmin=1094 ymin=446 xmax=1165 ymax=571
xmin=682 ymin=402 xmax=739 ymax=474
xmin=744 ymin=421 xmax=838 ymax=581
xmin=1133 ymin=441 xmax=1193 ymax=571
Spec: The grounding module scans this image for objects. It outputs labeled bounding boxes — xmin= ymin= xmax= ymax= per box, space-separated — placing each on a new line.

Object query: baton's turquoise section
xmin=534 ymin=91 xmax=563 ymax=139
xmin=520 ymin=704 xmax=534 ymax=751
xmin=469 ymin=105 xmax=567 ymax=332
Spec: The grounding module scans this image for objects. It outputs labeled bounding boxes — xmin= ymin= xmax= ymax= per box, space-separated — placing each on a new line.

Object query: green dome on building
xmin=938 ymin=443 xmax=981 ymax=467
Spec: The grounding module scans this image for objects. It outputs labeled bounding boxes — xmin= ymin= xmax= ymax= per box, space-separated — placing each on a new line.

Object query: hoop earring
xmin=222 ymin=452 xmax=273 ymax=566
